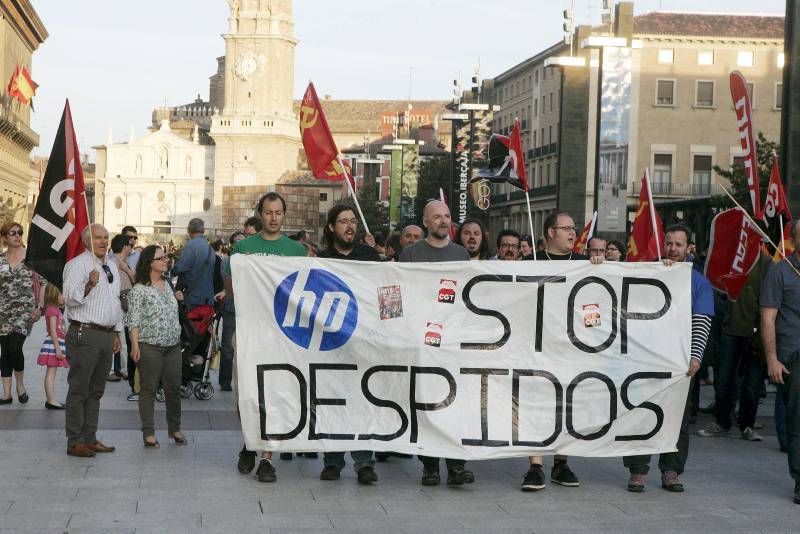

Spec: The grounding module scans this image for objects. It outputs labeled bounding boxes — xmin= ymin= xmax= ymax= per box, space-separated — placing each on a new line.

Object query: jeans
xmin=418 ymin=456 xmax=466 ymax=471
xmin=624 ymin=391 xmax=691 ymax=475
xmin=323 ymin=451 xmax=374 ymax=472
xmin=714 ymin=334 xmax=764 ymax=431
xmin=777 ymin=349 xmax=800 ymax=484
xmin=219 ymin=309 xmax=235 ymax=388
xmin=777 ymin=385 xmax=788 ymax=450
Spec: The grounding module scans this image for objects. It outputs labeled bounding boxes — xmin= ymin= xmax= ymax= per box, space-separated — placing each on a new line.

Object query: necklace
xmin=544 ymin=249 xmax=572 ymax=261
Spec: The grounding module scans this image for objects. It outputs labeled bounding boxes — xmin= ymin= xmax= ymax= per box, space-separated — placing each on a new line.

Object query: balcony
xmin=631 ymin=180 xmax=722 ymax=198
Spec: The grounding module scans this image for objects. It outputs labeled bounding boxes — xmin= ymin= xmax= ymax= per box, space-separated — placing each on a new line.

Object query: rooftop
xmin=633 ymin=11 xmax=784 ymax=39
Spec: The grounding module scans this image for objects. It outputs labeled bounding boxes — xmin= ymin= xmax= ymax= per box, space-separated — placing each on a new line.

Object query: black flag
xmin=25 ymin=99 xmax=88 ymax=290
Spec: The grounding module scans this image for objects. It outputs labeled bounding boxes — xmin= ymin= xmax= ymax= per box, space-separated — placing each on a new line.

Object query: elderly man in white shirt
xmin=62 ymin=224 xmax=123 ymax=458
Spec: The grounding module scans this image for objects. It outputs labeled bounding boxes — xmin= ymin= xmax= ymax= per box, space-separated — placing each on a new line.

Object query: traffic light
xmin=563 ymin=9 xmax=573 ymax=45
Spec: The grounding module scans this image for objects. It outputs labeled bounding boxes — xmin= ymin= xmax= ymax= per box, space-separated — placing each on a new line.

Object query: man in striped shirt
xmin=623 ymin=223 xmax=714 ymax=492
xmin=62 ymin=224 xmax=123 ymax=458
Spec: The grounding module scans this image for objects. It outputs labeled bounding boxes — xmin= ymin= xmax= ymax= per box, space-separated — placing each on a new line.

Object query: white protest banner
xmin=232 ymin=256 xmax=692 ymax=459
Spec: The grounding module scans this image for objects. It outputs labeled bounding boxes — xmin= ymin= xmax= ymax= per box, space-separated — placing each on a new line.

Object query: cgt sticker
xmin=437 ymin=279 xmax=457 ymax=304
xmin=582 ymin=303 xmax=601 ymax=328
xmin=424 ymin=322 xmax=443 ymax=347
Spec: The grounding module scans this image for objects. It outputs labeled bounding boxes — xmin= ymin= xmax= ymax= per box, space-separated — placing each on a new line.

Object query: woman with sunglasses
xmin=126 ymin=245 xmax=185 ymax=448
xmin=0 ymin=222 xmax=43 ymax=405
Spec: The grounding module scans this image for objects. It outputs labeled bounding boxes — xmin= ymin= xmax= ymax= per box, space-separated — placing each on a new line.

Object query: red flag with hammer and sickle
xmin=299 ymin=82 xmax=351 ymax=184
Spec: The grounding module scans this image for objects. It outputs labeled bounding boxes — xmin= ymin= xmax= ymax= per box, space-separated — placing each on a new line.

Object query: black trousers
xmin=418 ymin=455 xmax=466 ymax=471
xmin=0 ymin=332 xmax=26 ymax=377
xmin=623 ymin=391 xmax=691 ymax=475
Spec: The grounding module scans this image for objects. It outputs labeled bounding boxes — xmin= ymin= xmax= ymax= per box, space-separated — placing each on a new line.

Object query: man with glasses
xmin=62 ymin=224 xmax=123 ymax=457
xmin=107 ymin=234 xmax=135 ymax=385
xmin=226 ymin=192 xmax=306 ymax=483
xmin=120 ymin=226 xmax=140 ymax=270
xmin=400 ymin=200 xmax=475 ymax=488
xmin=586 ymin=236 xmax=607 ymax=260
xmin=522 ymin=211 xmax=586 ymax=490
xmin=496 ymin=229 xmax=522 ymax=261
xmin=316 ymin=205 xmax=381 ymax=484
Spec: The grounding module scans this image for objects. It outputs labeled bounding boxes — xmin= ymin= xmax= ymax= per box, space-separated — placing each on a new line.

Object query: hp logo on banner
xmin=274 ymin=269 xmax=358 ymax=351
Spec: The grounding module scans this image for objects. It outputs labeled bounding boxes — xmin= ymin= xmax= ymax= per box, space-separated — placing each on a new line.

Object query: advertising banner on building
xmin=233 ymin=255 xmax=692 ymax=460
xmin=400 ymin=143 xmax=420 ymax=228
xmin=597 ymin=47 xmax=632 ymax=233
xmin=389 ymin=148 xmax=402 ymax=228
xmin=451 ymin=108 xmax=494 ymax=224
xmin=452 ymin=118 xmax=470 ymax=224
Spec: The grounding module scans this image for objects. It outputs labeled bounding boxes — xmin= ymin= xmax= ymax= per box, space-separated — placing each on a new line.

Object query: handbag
xmin=119 ymin=289 xmax=131 ymax=312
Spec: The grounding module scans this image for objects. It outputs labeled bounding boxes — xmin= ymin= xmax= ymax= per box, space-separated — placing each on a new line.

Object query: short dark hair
xmin=256 ymin=192 xmax=286 ymax=214
xmin=134 ymin=245 xmax=163 ymax=286
xmin=121 ymin=225 xmax=138 ymax=235
xmin=520 ymin=234 xmax=533 ymax=247
xmin=111 ymin=234 xmax=132 ymax=254
xmin=323 ymin=205 xmax=357 ymax=249
xmin=229 ymin=231 xmax=245 ymax=245
xmin=454 ymin=218 xmax=489 ymax=259
xmin=665 ymin=223 xmax=692 ymax=243
xmin=542 ymin=211 xmax=571 ymax=239
xmin=210 ymin=238 xmax=224 ymax=252
xmin=607 ymin=239 xmax=626 ymax=260
xmin=496 ymin=229 xmax=521 ymax=250
xmin=244 ymin=216 xmax=262 ymax=232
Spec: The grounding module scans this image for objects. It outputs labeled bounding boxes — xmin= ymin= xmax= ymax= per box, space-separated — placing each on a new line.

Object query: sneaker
xmin=698 ymin=401 xmax=715 ymax=414
xmin=741 ymin=427 xmax=763 ymax=441
xmin=521 ymin=464 xmax=546 ymax=491
xmin=106 ymin=373 xmax=121 ymax=382
xmin=697 ymin=422 xmax=730 ymax=437
xmin=237 ymin=446 xmax=257 ymax=474
xmin=627 ymin=473 xmax=646 ymax=493
xmin=446 ymin=465 xmax=475 ymax=486
xmin=551 ymin=462 xmax=580 ymax=487
xmin=753 ymin=421 xmax=764 ymax=430
xmin=320 ymin=465 xmax=341 ymax=481
xmin=660 ymin=471 xmax=684 ymax=492
xmin=279 ymin=452 xmax=293 ymax=460
xmin=421 ymin=467 xmax=440 ymax=486
xmin=357 ymin=465 xmax=378 ymax=484
xmin=256 ymin=459 xmax=276 ymax=483
xmin=126 ymin=393 xmax=139 ymax=401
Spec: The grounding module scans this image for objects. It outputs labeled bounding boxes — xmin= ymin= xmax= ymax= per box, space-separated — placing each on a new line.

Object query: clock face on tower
xmin=234 ymin=53 xmax=258 ymax=81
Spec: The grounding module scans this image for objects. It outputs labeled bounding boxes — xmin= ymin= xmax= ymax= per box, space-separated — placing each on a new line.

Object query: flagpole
xmin=720 ymin=184 xmax=800 ymax=278
xmin=81 ymin=190 xmax=96 ymax=259
xmin=337 ymin=155 xmax=371 ymax=235
xmin=524 ymin=191 xmax=536 ymax=261
xmin=780 ymin=213 xmax=786 ymax=258
xmin=644 ymin=168 xmax=662 ymax=259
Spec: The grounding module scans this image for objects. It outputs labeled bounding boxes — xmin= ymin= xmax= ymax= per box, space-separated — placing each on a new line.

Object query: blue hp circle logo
xmin=274 ymin=269 xmax=358 ymax=351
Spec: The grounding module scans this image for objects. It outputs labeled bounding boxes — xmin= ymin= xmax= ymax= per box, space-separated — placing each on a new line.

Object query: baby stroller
xmin=177 ymin=303 xmax=220 ymax=400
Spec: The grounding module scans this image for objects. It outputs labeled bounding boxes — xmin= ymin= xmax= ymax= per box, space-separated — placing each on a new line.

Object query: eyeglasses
xmin=554 ymin=226 xmax=577 ymax=233
xmin=499 ymin=243 xmax=520 ymax=250
xmin=335 ymin=218 xmax=358 ymax=226
xmin=588 ymin=248 xmax=607 ymax=254
xmin=606 ymin=247 xmax=619 ymax=252
xmin=101 ymin=264 xmax=114 ymax=284
xmin=5 ymin=230 xmax=22 ymax=237
xmin=153 ymin=256 xmax=168 ymax=262
xmin=128 ymin=236 xmax=138 ymax=241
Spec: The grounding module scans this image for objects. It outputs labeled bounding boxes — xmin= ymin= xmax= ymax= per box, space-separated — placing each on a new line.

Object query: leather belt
xmin=69 ymin=321 xmax=116 ymax=333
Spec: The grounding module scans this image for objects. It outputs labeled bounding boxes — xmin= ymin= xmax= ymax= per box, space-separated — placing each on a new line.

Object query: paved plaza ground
xmin=1 ymin=322 xmax=798 ymax=533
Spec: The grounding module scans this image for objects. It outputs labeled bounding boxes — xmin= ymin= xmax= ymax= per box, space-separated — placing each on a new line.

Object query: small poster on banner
xmin=378 ymin=285 xmax=403 ymax=320
xmin=583 ymin=303 xmax=601 ymax=328
xmin=437 ymin=279 xmax=457 ymax=304
xmin=424 ymin=322 xmax=443 ymax=347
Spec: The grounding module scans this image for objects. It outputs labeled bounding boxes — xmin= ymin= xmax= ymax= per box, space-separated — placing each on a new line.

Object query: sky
xmin=28 ymin=0 xmax=785 ymax=159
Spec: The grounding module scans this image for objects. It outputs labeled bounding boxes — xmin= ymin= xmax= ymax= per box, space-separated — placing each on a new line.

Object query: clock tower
xmin=210 ymin=0 xmax=300 ymax=207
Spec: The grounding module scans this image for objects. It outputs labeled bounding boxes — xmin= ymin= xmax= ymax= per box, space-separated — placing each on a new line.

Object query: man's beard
xmin=333 ymin=233 xmax=355 ymax=251
xmin=431 ymin=226 xmax=450 ymax=239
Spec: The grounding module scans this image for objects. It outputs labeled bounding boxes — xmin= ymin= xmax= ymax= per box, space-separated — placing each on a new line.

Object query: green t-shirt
xmin=225 ymin=234 xmax=306 ymax=276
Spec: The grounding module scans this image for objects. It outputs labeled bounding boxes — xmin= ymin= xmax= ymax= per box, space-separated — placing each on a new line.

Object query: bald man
xmin=399 ymin=201 xmax=473 ymax=487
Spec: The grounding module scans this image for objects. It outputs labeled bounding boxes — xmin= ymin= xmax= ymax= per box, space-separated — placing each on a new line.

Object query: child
xmin=37 ymin=284 xmax=68 ymax=409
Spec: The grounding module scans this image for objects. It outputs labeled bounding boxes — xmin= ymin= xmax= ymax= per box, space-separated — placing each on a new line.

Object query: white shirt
xmin=63 ymin=250 xmax=123 ymax=331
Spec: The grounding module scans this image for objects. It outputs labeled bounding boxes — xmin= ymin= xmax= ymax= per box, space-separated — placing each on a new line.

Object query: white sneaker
xmin=697 ymin=422 xmax=730 ymax=437
xmin=741 ymin=427 xmax=763 ymax=441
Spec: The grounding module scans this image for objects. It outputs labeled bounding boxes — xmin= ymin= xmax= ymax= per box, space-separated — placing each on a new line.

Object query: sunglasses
xmin=5 ymin=230 xmax=22 ymax=237
xmin=101 ymin=264 xmax=114 ymax=284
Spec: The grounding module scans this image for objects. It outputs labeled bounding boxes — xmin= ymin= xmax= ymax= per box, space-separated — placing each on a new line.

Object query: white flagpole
xmin=644 ymin=168 xmax=661 ymax=259
xmin=780 ymin=213 xmax=786 ymax=258
xmin=525 ymin=191 xmax=536 ymax=261
xmin=588 ymin=210 xmax=598 ymax=240
xmin=337 ymin=155 xmax=370 ymax=235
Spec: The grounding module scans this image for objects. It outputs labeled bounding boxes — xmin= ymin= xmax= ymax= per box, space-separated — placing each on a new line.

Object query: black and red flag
xmin=472 ymin=118 xmax=528 ymax=191
xmin=25 ymin=99 xmax=89 ymax=290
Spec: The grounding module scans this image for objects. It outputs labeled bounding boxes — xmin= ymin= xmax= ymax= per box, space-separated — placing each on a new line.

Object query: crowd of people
xmin=0 ymin=193 xmax=798 ymax=503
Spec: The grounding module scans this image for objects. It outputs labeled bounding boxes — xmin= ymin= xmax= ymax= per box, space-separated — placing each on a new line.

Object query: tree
xmin=414 ymin=155 xmax=451 ymax=225
xmin=712 ymin=131 xmax=778 ymax=216
xmin=335 ymin=172 xmax=390 ymax=238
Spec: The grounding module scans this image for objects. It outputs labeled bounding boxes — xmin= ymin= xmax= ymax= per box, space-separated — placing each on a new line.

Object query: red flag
xmin=764 ymin=156 xmax=792 ymax=221
xmin=730 ymin=71 xmax=763 ymax=220
xmin=705 ymin=208 xmax=762 ymax=300
xmin=573 ymin=211 xmax=597 ymax=254
xmin=471 ymin=118 xmax=528 ymax=191
xmin=25 ymin=100 xmax=88 ymax=290
xmin=299 ymin=82 xmax=350 ymax=182
xmin=627 ymin=171 xmax=664 ymax=262
xmin=508 ymin=118 xmax=528 ymax=191
xmin=7 ymin=65 xmax=38 ymax=105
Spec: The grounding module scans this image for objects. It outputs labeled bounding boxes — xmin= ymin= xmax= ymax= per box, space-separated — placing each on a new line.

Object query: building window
xmin=697 ymin=50 xmax=714 ymax=66
xmin=652 ymin=154 xmax=672 ymax=193
xmin=658 ymin=49 xmax=674 ymax=64
xmin=775 ymin=82 xmax=783 ymax=110
xmin=533 ymin=130 xmax=537 ymax=147
xmin=203 ymin=198 xmax=211 ymax=211
xmin=319 ymin=192 xmax=328 ymax=201
xmin=732 ymin=156 xmax=746 ymax=169
xmin=778 ymin=52 xmax=785 ymax=68
xmin=656 ymin=79 xmax=675 ymax=105
xmin=548 ymin=125 xmax=552 ymax=145
xmin=546 ymin=163 xmax=551 ymax=185
xmin=534 ymin=98 xmax=538 ymax=117
xmin=692 ymin=154 xmax=713 ymax=194
xmin=541 ymin=96 xmax=546 ymax=114
xmin=737 ymin=51 xmax=754 ymax=67
xmin=549 ymin=92 xmax=554 ymax=112
xmin=534 ymin=70 xmax=539 ymax=85
xmin=114 ymin=197 xmax=123 ymax=210
xmin=695 ymin=81 xmax=715 ymax=107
